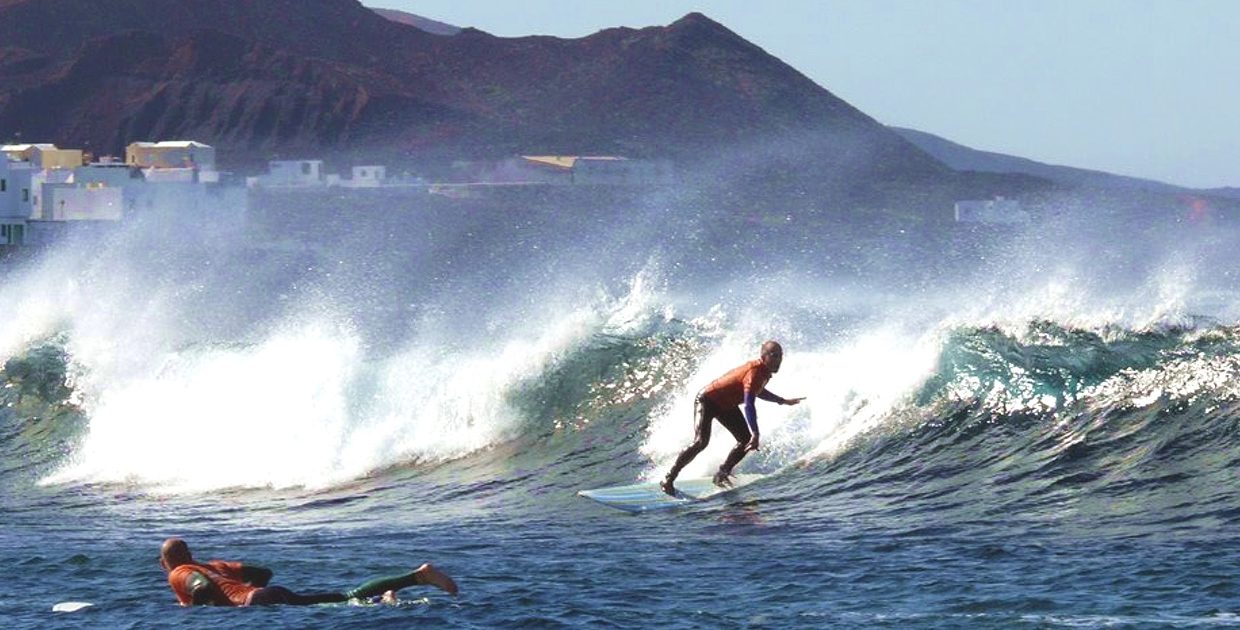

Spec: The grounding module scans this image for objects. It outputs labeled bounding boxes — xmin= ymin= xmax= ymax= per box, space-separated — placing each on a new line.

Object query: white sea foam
xmin=35 ymin=262 xmax=665 ymax=493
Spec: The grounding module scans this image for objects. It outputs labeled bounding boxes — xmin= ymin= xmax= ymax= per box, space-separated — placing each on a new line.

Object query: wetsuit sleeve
xmin=241 ymin=565 xmax=273 ymax=587
xmin=757 ymin=390 xmax=787 ymax=405
xmin=743 ymin=391 xmax=759 ymax=434
xmin=184 ymin=571 xmax=219 ymax=606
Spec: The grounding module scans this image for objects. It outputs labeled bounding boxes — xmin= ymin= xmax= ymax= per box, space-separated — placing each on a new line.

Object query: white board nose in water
xmin=52 ymin=601 xmax=94 ymax=613
xmin=578 ymin=474 xmax=765 ymax=512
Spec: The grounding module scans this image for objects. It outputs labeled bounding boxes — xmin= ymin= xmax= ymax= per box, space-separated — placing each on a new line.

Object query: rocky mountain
xmin=0 ymin=0 xmax=945 ymax=181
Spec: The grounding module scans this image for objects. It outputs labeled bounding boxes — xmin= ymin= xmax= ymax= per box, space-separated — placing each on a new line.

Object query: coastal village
xmin=0 ymin=138 xmax=1025 ymax=249
xmin=0 ymin=140 xmax=687 ymax=249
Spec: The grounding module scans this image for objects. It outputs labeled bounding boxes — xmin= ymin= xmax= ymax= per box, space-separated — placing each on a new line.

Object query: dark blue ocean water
xmin=5 ymin=206 xmax=1240 ymax=628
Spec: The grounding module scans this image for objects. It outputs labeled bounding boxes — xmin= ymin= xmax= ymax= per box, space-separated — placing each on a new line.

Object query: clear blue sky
xmin=369 ymin=0 xmax=1238 ymax=189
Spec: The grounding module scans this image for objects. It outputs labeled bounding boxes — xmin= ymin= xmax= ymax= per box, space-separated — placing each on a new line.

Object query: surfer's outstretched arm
xmin=757 ymin=390 xmax=804 ymax=405
xmin=745 ymin=391 xmax=805 ymax=451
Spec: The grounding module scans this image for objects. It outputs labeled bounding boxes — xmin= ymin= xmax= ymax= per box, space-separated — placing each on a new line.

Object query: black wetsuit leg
xmin=246 ymin=586 xmax=347 ymax=606
xmin=716 ymin=405 xmax=752 ymax=475
xmin=664 ymin=395 xmax=716 ymax=483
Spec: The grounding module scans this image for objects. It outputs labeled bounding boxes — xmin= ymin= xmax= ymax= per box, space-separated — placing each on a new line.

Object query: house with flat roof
xmin=343 ymin=166 xmax=386 ymax=188
xmin=247 ymin=160 xmax=326 ymax=188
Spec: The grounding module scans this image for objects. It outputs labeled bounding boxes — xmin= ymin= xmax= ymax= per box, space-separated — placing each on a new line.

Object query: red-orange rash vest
xmin=702 ymin=359 xmax=771 ymax=408
xmin=168 ymin=560 xmax=255 ymax=606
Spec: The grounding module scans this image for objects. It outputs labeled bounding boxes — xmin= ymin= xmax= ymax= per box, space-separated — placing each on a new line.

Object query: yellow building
xmin=126 ymin=141 xmax=216 ymax=170
xmin=515 ymin=155 xmax=670 ymax=185
xmin=1 ymin=143 xmax=54 ymax=162
xmin=1 ymin=144 xmax=84 ymax=169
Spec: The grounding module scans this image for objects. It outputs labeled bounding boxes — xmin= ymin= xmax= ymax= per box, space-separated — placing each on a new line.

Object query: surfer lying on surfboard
xmin=661 ymin=340 xmax=804 ymax=496
xmin=159 ymin=538 xmax=458 ymax=606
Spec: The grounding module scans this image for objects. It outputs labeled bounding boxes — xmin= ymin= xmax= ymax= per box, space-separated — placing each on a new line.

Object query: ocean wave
xmin=3 ymin=261 xmax=1240 ymax=532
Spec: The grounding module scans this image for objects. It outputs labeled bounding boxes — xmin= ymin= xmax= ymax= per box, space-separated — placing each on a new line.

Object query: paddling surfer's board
xmin=578 ymin=474 xmax=765 ymax=513
xmin=52 ymin=602 xmax=94 ymax=613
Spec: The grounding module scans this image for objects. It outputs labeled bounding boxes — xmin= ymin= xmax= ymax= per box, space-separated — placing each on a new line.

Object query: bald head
xmin=760 ymin=340 xmax=783 ymax=373
xmin=160 ymin=537 xmax=193 ymax=571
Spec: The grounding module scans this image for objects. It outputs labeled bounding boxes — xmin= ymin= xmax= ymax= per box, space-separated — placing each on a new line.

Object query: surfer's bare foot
xmin=413 ymin=563 xmax=458 ymax=596
xmin=660 ymin=478 xmax=677 ymax=496
xmin=381 ymin=590 xmax=398 ymax=604
xmin=713 ymin=471 xmax=734 ymax=487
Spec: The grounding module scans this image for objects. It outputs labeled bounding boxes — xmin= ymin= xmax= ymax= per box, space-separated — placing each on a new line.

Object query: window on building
xmin=302 ymin=163 xmax=312 ymax=176
xmin=1 ymin=178 xmax=6 ymax=192
xmin=22 ymin=188 xmax=29 ymax=202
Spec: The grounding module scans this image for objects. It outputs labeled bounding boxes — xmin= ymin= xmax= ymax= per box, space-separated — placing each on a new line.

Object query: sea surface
xmin=4 ymin=199 xmax=1240 ymax=628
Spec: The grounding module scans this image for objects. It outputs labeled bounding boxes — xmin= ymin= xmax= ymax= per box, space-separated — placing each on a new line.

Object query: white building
xmin=0 ymin=154 xmax=74 ymax=223
xmin=1 ymin=156 xmax=105 ymax=246
xmin=0 ymin=156 xmax=25 ymax=245
xmin=343 ymin=165 xmax=386 ymax=188
xmin=74 ymin=159 xmax=140 ymax=187
xmin=248 ymin=160 xmax=326 ymax=188
xmin=2 ymin=141 xmax=247 ymax=247
xmin=46 ymin=185 xmax=123 ymax=221
xmin=954 ymin=197 xmax=1030 ymax=225
xmin=246 ymin=161 xmax=425 ymax=190
xmin=142 ymin=167 xmax=197 ymax=183
xmin=1 ymin=144 xmax=89 ymax=243
xmin=29 ymin=168 xmax=77 ymax=219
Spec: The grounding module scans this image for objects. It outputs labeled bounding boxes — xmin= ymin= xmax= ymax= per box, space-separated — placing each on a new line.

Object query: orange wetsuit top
xmin=702 ymin=359 xmax=771 ymax=408
xmin=168 ymin=560 xmax=256 ymax=606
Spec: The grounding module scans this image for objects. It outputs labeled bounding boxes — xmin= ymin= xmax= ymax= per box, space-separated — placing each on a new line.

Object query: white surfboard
xmin=578 ymin=474 xmax=765 ymax=513
xmin=52 ymin=601 xmax=94 ymax=613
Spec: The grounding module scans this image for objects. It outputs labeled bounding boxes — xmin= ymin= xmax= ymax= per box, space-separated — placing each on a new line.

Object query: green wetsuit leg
xmin=343 ymin=571 xmax=422 ymax=599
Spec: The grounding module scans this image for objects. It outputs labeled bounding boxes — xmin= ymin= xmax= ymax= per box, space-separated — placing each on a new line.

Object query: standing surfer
xmin=661 ymin=340 xmax=803 ymax=495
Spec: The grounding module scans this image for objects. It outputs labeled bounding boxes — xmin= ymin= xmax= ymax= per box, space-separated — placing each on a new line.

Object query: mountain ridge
xmin=0 ymin=0 xmax=943 ymax=181
xmin=891 ymin=126 xmax=1199 ymax=193
xmin=370 ymin=7 xmax=461 ymax=35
